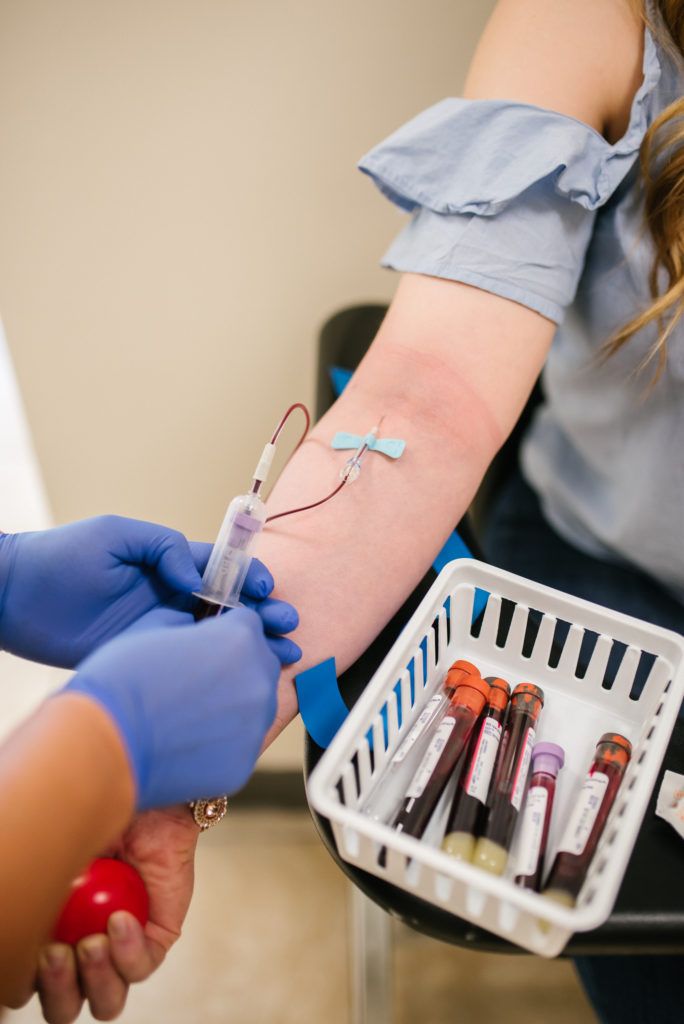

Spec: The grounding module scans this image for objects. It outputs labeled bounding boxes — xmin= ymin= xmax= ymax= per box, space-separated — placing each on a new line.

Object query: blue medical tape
xmin=329 ymin=365 xmax=353 ymax=397
xmin=295 ymin=656 xmax=349 ymax=749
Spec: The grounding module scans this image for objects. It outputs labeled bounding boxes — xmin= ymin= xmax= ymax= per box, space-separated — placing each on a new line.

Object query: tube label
xmin=557 ymin=771 xmax=610 ymax=856
xmin=515 ymin=786 xmax=548 ymax=877
xmin=392 ymin=695 xmax=443 ymax=764
xmin=511 ymin=727 xmax=536 ymax=811
xmin=464 ymin=717 xmax=503 ymax=803
xmin=406 ymin=716 xmax=455 ymax=799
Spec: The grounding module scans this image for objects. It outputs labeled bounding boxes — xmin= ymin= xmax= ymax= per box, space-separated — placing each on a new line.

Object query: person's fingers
xmin=122 ymin=521 xmax=202 ymax=595
xmin=36 ymin=944 xmax=84 ymax=1024
xmin=188 ymin=540 xmax=213 ymax=575
xmin=76 ymin=934 xmax=129 ymax=1021
xmin=107 ymin=911 xmax=160 ymax=983
xmin=266 ymin=634 xmax=303 ymax=666
xmin=241 ymin=596 xmax=299 ymax=635
xmin=123 ymin=605 xmax=192 ymax=635
xmin=241 ymin=558 xmax=274 ymax=600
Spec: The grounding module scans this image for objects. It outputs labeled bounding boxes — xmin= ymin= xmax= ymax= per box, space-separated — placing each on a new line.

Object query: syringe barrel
xmin=199 ymin=492 xmax=267 ymax=609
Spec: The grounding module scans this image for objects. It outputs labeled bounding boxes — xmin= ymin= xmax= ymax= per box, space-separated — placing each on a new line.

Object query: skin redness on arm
xmin=256 ymin=274 xmax=554 ymax=742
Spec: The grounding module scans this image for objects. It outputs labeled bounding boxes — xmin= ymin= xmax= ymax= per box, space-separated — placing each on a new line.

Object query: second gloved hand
xmin=63 ymin=607 xmax=280 ymax=809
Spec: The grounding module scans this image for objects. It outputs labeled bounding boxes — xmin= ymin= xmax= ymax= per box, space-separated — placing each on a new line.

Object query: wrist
xmin=50 ymin=692 xmax=137 ymax=826
xmin=63 ymin=673 xmax=147 ymax=810
xmin=0 ymin=532 xmax=19 ymax=653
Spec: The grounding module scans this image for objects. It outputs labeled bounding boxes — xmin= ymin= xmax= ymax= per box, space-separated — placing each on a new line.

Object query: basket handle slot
xmin=555 ymin=623 xmax=584 ymax=677
xmin=582 ymin=634 xmax=614 ymax=688
xmin=478 ymin=593 xmax=502 ymax=648
xmin=503 ymin=602 xmax=530 ymax=656
xmin=610 ymin=645 xmax=642 ymax=700
xmin=450 ymin=584 xmax=476 ymax=640
xmin=356 ymin=742 xmax=373 ymax=796
xmin=497 ymin=900 xmax=520 ymax=934
xmin=434 ymin=873 xmax=453 ymax=904
xmin=529 ymin=613 xmax=557 ymax=668
xmin=341 ymin=763 xmax=358 ymax=807
xmin=437 ymin=606 xmax=449 ymax=667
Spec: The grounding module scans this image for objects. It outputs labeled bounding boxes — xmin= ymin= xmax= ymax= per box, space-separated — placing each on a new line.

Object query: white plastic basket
xmin=307 ymin=559 xmax=684 ymax=957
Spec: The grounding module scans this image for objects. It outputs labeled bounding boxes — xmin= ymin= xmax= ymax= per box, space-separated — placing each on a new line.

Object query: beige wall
xmin=0 ymin=0 xmax=493 ymax=766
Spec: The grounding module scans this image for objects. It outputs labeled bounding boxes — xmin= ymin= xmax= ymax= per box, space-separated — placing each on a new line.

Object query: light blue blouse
xmin=359 ymin=20 xmax=684 ymax=603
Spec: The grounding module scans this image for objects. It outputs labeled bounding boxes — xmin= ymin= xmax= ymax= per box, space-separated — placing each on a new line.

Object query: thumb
xmin=123 ymin=520 xmax=202 ymax=594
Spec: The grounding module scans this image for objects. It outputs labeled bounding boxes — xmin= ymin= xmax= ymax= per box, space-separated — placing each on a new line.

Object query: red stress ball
xmin=52 ymin=858 xmax=149 ymax=945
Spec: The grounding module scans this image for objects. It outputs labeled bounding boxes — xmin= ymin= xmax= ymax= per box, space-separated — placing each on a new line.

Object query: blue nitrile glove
xmin=0 ymin=516 xmax=301 ymax=668
xmin=63 ymin=607 xmax=280 ymax=808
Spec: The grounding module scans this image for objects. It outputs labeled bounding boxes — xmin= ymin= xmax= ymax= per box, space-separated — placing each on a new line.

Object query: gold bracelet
xmin=188 ymin=795 xmax=228 ymax=830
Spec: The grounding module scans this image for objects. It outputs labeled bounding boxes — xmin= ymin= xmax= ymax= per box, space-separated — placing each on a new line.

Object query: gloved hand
xmin=0 ymin=515 xmax=301 ymax=668
xmin=64 ymin=607 xmax=280 ymax=809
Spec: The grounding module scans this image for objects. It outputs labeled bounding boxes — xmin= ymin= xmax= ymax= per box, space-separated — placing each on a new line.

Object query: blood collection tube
xmin=441 ymin=677 xmax=511 ymax=861
xmin=390 ymin=674 xmax=491 ymax=843
xmin=473 ymin=682 xmax=544 ymax=875
xmin=364 ymin=660 xmax=480 ymax=822
xmin=513 ymin=742 xmax=564 ymax=891
xmin=543 ymin=733 xmax=632 ymax=907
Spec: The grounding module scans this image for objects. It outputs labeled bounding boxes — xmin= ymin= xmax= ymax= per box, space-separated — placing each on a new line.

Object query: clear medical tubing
xmin=363 ymin=660 xmax=480 ymax=822
xmin=390 ymin=674 xmax=491 ymax=843
xmin=195 ymin=491 xmax=267 ymax=615
xmin=543 ymin=733 xmax=632 ymax=906
xmin=473 ymin=682 xmax=545 ymax=875
xmin=514 ymin=742 xmax=565 ymax=891
xmin=441 ymin=677 xmax=511 ymax=861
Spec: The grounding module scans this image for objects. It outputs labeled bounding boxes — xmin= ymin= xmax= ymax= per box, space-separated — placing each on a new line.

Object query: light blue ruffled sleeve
xmin=358 ymin=28 xmax=660 ymax=324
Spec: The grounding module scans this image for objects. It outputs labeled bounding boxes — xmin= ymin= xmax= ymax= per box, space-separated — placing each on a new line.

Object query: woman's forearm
xmin=0 ymin=693 xmax=135 ymax=1006
xmin=257 ymin=273 xmax=555 ymax=742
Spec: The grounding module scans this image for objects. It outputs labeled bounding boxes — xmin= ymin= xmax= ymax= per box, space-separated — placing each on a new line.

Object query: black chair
xmin=304 ymin=304 xmax=684 ymax=955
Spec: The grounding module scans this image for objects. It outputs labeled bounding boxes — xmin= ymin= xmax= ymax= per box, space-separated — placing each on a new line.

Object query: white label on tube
xmin=392 ymin=695 xmax=443 ymax=764
xmin=515 ymin=786 xmax=548 ymax=877
xmin=511 ymin=727 xmax=536 ymax=811
xmin=557 ymin=772 xmax=610 ymax=856
xmin=406 ymin=716 xmax=456 ymax=799
xmin=465 ymin=717 xmax=503 ymax=803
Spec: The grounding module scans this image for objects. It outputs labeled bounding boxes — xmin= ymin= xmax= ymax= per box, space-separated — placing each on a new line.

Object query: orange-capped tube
xmin=473 ymin=681 xmax=544 ymax=875
xmin=363 ymin=659 xmax=481 ymax=823
xmin=544 ymin=733 xmax=631 ymax=906
xmin=390 ymin=675 xmax=491 ymax=844
xmin=444 ymin=659 xmax=480 ymax=692
xmin=442 ymin=677 xmax=511 ymax=861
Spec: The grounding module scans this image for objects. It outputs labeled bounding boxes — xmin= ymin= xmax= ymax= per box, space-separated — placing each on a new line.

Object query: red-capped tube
xmin=363 ymin=660 xmax=479 ymax=823
xmin=441 ymin=677 xmax=511 ymax=862
xmin=390 ymin=674 xmax=491 ymax=843
xmin=473 ymin=682 xmax=545 ymax=875
xmin=544 ymin=733 xmax=631 ymax=906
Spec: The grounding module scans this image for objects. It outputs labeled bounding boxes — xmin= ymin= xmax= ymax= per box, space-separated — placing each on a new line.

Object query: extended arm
xmin=257 ymin=0 xmax=644 ymax=741
xmin=258 ymin=273 xmax=555 ymax=739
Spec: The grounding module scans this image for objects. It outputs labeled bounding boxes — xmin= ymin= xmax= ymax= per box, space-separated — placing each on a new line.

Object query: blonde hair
xmin=605 ymin=0 xmax=684 ymax=376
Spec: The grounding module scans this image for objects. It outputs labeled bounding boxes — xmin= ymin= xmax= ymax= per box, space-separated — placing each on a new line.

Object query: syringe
xmin=194 ymin=443 xmax=275 ymax=620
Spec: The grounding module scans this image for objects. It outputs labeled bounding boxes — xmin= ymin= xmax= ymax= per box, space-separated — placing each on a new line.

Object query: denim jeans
xmin=482 ymin=468 xmax=683 ymax=1024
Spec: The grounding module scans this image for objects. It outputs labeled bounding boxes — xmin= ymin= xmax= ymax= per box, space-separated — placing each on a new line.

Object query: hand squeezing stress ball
xmin=0 ymin=514 xmax=301 ymax=1020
